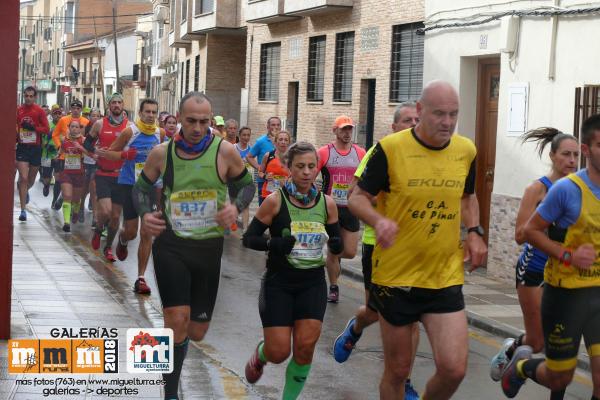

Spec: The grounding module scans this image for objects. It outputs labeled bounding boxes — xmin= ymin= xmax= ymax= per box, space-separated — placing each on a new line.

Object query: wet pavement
xmin=0 ymin=182 xmax=596 ymax=399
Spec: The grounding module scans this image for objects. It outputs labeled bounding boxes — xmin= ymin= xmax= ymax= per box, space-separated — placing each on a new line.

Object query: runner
xmin=501 ymin=115 xmax=600 ymax=399
xmin=79 ymin=108 xmax=101 ymax=224
xmin=260 ymin=130 xmax=291 ymax=200
xmin=163 ymin=114 xmax=178 ymax=140
xmin=51 ymin=99 xmax=90 ymax=211
xmin=489 ymin=128 xmax=578 ymax=400
xmin=247 ymin=117 xmax=280 ymax=205
xmin=96 ymin=98 xmax=164 ymax=294
xmin=214 ymin=115 xmax=226 ymax=138
xmin=348 ymin=81 xmax=486 ymax=399
xmin=84 ymin=93 xmax=128 ymax=262
xmin=131 ymin=92 xmax=255 ymax=399
xmin=235 ymin=126 xmax=253 ymax=232
xmin=224 ymin=119 xmax=239 ymax=144
xmin=332 ymin=102 xmax=420 ymax=399
xmin=317 ymin=115 xmax=366 ymax=303
xmin=243 ymin=141 xmax=342 ymax=400
xmin=16 ymin=86 xmax=49 ymax=221
xmin=40 ymin=105 xmax=62 ymax=198
xmin=57 ymin=120 xmax=90 ymax=232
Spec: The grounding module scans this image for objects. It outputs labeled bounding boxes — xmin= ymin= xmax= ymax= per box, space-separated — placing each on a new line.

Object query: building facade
xmin=244 ymin=0 xmax=425 ymax=145
xmin=423 ymin=0 xmax=600 ymax=279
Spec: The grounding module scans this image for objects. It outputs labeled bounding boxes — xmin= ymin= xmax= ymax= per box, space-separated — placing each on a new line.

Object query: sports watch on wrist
xmin=467 ymin=225 xmax=485 ymax=237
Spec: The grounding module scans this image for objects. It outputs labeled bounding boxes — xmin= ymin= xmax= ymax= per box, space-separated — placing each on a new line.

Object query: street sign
xmin=60 ymin=85 xmax=71 ymax=93
xmin=36 ymin=80 xmax=53 ymax=91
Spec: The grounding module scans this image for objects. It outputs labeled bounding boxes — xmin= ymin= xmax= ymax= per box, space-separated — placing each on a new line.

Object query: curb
xmin=339 ymin=265 xmax=591 ymax=372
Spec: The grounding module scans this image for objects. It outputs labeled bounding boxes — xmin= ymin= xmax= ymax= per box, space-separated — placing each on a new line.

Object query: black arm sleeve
xmin=83 ymin=135 xmax=96 ymax=153
xmin=357 ymin=143 xmax=390 ymax=196
xmin=131 ymin=171 xmax=157 ymax=218
xmin=229 ymin=168 xmax=256 ymax=213
xmin=242 ymin=217 xmax=269 ymax=251
xmin=325 ymin=222 xmax=344 ymax=255
xmin=463 ymin=159 xmax=476 ymax=194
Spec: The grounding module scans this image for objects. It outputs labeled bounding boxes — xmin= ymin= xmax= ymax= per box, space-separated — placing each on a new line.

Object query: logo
xmin=9 ymin=339 xmax=39 ymax=373
xmin=40 ymin=340 xmax=71 ymax=373
xmin=71 ymin=339 xmax=119 ymax=373
xmin=126 ymin=329 xmax=173 ymax=373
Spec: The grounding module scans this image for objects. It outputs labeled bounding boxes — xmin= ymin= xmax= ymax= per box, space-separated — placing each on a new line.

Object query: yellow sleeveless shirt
xmin=372 ymin=129 xmax=476 ymax=289
xmin=544 ymin=174 xmax=600 ymax=288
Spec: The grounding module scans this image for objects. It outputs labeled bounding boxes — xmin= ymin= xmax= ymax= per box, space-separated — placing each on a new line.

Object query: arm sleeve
xmin=357 ymin=143 xmax=390 ymax=196
xmin=228 ymin=168 xmax=256 ymax=212
xmin=463 ymin=160 xmax=476 ymax=194
xmin=132 ymin=171 xmax=157 ymax=218
xmin=242 ymin=218 xmax=270 ymax=251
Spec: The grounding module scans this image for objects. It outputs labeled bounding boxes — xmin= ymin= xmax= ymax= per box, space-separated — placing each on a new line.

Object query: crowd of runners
xmin=15 ymin=81 xmax=600 ymax=400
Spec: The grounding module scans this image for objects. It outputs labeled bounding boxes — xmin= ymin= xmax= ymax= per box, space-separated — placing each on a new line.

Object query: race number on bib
xmin=134 ymin=162 xmax=145 ymax=181
xmin=19 ymin=130 xmax=37 ymax=144
xmin=331 ymin=182 xmax=349 ymax=206
xmin=289 ymin=221 xmax=328 ymax=261
xmin=64 ymin=154 xmax=81 ymax=170
xmin=170 ymin=189 xmax=218 ymax=232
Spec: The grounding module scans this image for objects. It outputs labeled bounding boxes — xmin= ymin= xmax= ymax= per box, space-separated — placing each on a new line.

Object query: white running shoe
xmin=490 ymin=337 xmax=515 ymax=381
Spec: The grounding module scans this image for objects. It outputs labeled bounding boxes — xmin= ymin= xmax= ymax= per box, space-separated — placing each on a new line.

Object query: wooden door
xmin=474 ymin=58 xmax=500 ymax=245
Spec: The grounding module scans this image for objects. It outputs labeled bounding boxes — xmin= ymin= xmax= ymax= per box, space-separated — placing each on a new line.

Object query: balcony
xmin=284 ymin=0 xmax=353 ymax=17
xmin=169 ymin=0 xmax=191 ymax=48
xmin=191 ymin=0 xmax=245 ymax=35
xmin=246 ymin=0 xmax=299 ymax=24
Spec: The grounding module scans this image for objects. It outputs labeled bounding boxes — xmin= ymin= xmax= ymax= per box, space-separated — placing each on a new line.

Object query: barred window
xmin=333 ymin=31 xmax=354 ymax=102
xmin=390 ymin=22 xmax=424 ymax=103
xmin=194 ymin=0 xmax=214 ymax=15
xmin=307 ymin=35 xmax=326 ymax=102
xmin=259 ymin=42 xmax=281 ymax=101
xmin=185 ymin=59 xmax=190 ymax=94
xmin=194 ymin=55 xmax=200 ymax=92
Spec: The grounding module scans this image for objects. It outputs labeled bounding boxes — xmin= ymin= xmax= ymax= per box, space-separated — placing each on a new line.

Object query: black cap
xmin=70 ymin=99 xmax=83 ymax=108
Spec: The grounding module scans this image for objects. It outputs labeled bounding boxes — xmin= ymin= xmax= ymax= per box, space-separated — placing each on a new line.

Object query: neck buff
xmin=284 ymin=180 xmax=318 ymax=206
xmin=174 ymin=131 xmax=213 ymax=155
xmin=135 ymin=118 xmax=158 ymax=135
xmin=108 ymin=112 xmax=124 ymax=126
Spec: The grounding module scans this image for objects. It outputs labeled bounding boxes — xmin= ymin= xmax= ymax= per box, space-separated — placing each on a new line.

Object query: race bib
xmin=289 ymin=221 xmax=328 ymax=260
xmin=64 ymin=154 xmax=81 ymax=170
xmin=19 ymin=129 xmax=37 ymax=144
xmin=331 ymin=182 xmax=349 ymax=206
xmin=170 ymin=189 xmax=218 ymax=232
xmin=41 ymin=157 xmax=52 ymax=168
xmin=134 ymin=162 xmax=145 ymax=181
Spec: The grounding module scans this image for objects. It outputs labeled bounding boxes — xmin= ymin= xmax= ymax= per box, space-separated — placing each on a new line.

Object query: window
xmin=185 ymin=59 xmax=190 ymax=94
xmin=106 ymin=84 xmax=113 ymax=96
xmin=333 ymin=31 xmax=354 ymax=102
xmin=65 ymin=2 xmax=74 ymax=34
xmin=181 ymin=0 xmax=188 ymax=22
xmin=389 ymin=22 xmax=424 ymax=103
xmin=195 ymin=0 xmax=214 ymax=15
xmin=194 ymin=55 xmax=200 ymax=91
xmin=170 ymin=0 xmax=175 ymax=28
xmin=259 ymin=42 xmax=281 ymax=102
xmin=180 ymin=61 xmax=184 ymax=96
xmin=158 ymin=22 xmax=164 ymax=39
xmin=307 ymin=36 xmax=326 ymax=102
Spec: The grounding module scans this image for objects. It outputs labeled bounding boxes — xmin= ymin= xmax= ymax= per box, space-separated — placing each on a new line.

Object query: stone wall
xmin=486 ymin=192 xmax=522 ymax=282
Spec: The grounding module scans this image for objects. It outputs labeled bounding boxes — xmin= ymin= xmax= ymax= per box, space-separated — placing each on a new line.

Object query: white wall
xmin=424 ymin=0 xmax=600 ymax=198
xmin=103 ymin=35 xmax=138 ymax=78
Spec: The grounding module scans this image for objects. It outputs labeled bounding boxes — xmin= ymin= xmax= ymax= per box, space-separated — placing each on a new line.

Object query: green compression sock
xmin=63 ymin=201 xmax=72 ymax=224
xmin=258 ymin=342 xmax=267 ymax=363
xmin=282 ymin=359 xmax=311 ymax=400
xmin=72 ymin=202 xmax=80 ymax=214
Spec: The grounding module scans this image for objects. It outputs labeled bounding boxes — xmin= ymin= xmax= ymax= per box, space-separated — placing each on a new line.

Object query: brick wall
xmin=245 ymin=0 xmax=425 ymax=146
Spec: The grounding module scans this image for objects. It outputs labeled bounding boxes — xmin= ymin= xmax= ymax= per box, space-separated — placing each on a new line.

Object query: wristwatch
xmin=467 ymin=226 xmax=485 ymax=237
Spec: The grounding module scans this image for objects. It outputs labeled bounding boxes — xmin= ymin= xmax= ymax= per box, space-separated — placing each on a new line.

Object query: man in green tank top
xmin=131 ymin=92 xmax=255 ymax=400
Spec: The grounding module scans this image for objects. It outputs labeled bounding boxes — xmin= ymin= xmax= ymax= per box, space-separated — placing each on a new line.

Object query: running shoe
xmin=490 ymin=337 xmax=515 ymax=381
xmin=103 ymin=247 xmax=116 ymax=263
xmin=91 ymin=231 xmax=101 ymax=250
xmin=62 ymin=223 xmax=71 ymax=233
xmin=18 ymin=210 xmax=27 ymax=221
xmin=327 ymin=285 xmax=339 ymax=303
xmin=116 ymin=236 xmax=128 ymax=261
xmin=134 ymin=278 xmax=151 ymax=295
xmin=405 ymin=381 xmax=420 ymax=400
xmin=501 ymin=345 xmax=533 ymax=398
xmin=43 ymin=184 xmax=50 ymax=197
xmin=245 ymin=341 xmax=266 ymax=384
xmin=333 ymin=317 xmax=361 ymax=363
xmin=101 ymin=227 xmax=108 ymax=237
xmin=52 ymin=196 xmax=63 ymax=210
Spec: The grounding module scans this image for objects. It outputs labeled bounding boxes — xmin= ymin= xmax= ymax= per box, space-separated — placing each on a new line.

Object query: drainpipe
xmin=548 ymin=0 xmax=560 ymax=80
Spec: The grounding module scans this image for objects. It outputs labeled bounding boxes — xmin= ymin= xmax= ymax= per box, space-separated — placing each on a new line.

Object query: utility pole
xmin=112 ymin=0 xmax=121 ymax=93
xmin=93 ymin=17 xmax=106 ymax=112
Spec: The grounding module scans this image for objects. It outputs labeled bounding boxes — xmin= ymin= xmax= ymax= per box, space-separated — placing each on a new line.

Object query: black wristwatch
xmin=467 ymin=225 xmax=485 ymax=237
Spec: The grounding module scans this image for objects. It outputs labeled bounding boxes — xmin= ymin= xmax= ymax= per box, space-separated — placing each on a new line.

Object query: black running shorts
xmin=361 ymin=243 xmax=374 ymax=291
xmin=337 ymin=206 xmax=360 ymax=232
xmin=16 ymin=144 xmax=42 ymax=167
xmin=153 ymin=231 xmax=224 ymax=323
xmin=369 ymin=284 xmax=465 ymax=326
xmin=515 ymin=259 xmax=544 ymax=288
xmin=259 ymin=267 xmax=327 ymax=327
xmin=95 ymin=175 xmax=120 ymax=202
xmin=542 ymin=284 xmax=600 ymax=372
xmin=113 ymin=184 xmax=138 ymax=220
